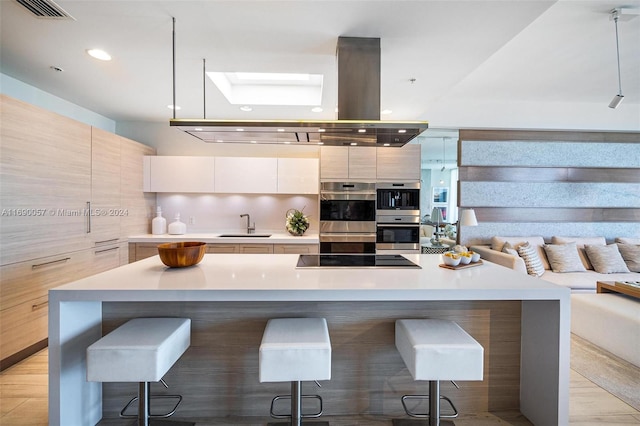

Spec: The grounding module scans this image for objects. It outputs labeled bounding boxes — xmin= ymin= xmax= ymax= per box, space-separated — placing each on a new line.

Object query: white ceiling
xmin=1 ymin=0 xmax=639 ymax=132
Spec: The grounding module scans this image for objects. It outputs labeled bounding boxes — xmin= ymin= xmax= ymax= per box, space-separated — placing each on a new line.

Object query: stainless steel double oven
xmin=319 ymin=182 xmax=376 ymax=254
xmin=375 ymin=182 xmax=421 ymax=253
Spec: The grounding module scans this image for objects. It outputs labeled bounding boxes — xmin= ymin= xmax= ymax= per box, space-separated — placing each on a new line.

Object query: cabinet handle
xmin=86 ymin=201 xmax=91 ymax=233
xmin=32 ymin=257 xmax=71 ymax=269
xmin=95 ymin=246 xmax=119 ymax=255
xmin=95 ymin=238 xmax=119 ymax=245
xmin=32 ymin=301 xmax=49 ymax=311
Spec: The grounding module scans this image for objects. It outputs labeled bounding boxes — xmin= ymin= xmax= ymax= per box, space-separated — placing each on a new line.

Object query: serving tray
xmin=439 ymin=260 xmax=483 ymax=270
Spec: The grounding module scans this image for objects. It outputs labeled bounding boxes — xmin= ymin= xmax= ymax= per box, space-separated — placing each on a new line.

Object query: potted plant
xmin=285 ymin=208 xmax=310 ymax=236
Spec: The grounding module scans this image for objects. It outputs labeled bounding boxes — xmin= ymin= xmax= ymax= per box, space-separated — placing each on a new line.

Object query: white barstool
xmin=394 ymin=319 xmax=484 ymax=426
xmin=259 ymin=318 xmax=332 ymax=426
xmin=87 ymin=317 xmax=192 ymax=426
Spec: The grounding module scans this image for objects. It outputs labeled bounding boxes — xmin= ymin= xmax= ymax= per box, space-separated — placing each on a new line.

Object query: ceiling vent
xmin=15 ymin=0 xmax=75 ymax=19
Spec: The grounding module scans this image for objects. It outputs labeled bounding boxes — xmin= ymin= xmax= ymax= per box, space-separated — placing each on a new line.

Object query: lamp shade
xmin=460 ymin=209 xmax=478 ymax=227
xmin=431 ymin=207 xmax=444 ymax=223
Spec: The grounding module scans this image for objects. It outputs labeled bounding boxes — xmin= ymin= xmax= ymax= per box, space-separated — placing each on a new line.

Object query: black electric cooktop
xmin=296 ymin=254 xmax=421 ymax=269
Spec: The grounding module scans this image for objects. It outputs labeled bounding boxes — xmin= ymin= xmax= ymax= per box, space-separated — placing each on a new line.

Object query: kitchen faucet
xmin=240 ymin=214 xmax=255 ymax=234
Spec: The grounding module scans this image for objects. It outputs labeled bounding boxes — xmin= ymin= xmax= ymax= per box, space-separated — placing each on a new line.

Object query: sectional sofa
xmin=469 ymin=236 xmax=640 ymax=367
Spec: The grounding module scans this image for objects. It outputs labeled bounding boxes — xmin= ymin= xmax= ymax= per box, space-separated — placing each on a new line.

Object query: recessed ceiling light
xmin=284 ymin=141 xmax=291 ymax=144
xmin=383 ymin=143 xmax=390 ymax=147
xmin=250 ymin=141 xmax=257 ymax=144
xmin=381 ymin=109 xmax=393 ymax=115
xmin=240 ymin=105 xmax=253 ymax=112
xmin=236 ymin=128 xmax=244 ymax=132
xmin=350 ymin=142 xmax=357 ymax=146
xmin=86 ymin=49 xmax=111 ymax=61
xmin=167 ymin=105 xmax=181 ymax=110
xmin=398 ymin=129 xmax=407 ymax=133
xmin=358 ymin=129 xmax=366 ymax=133
xmin=277 ymin=128 xmax=285 ymax=132
xmin=318 ymin=142 xmax=324 ymax=145
xmin=311 ymin=107 xmax=323 ymax=113
xmin=194 ymin=127 xmax=203 ymax=131
xmin=216 ymin=139 xmax=223 ymax=143
xmin=318 ymin=128 xmax=326 ymax=133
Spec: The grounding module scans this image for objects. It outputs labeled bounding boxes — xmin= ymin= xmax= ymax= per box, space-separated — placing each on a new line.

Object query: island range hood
xmin=170 ymin=37 xmax=428 ymax=147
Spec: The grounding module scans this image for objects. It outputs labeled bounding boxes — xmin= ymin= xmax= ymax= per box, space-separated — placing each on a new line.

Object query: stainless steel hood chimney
xmin=170 ymin=37 xmax=428 ymax=147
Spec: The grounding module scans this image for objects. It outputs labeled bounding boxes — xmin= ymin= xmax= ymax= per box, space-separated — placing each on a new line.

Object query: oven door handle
xmin=320 ymin=233 xmax=377 ymax=243
xmin=377 ymin=223 xmax=420 ymax=227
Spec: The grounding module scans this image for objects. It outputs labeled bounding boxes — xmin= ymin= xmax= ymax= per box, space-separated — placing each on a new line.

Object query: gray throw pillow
xmin=584 ymin=244 xmax=629 ymax=274
xmin=616 ymin=244 xmax=640 ymax=273
xmin=543 ymin=243 xmax=586 ymax=273
xmin=501 ymin=241 xmax=519 ymax=257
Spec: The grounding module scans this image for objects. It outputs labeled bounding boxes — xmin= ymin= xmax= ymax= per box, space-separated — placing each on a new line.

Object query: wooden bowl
xmin=157 ymin=242 xmax=206 ymax=268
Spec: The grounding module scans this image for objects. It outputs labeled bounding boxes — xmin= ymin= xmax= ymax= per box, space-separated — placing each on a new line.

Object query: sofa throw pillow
xmin=543 ymin=242 xmax=586 ymax=273
xmin=492 ymin=236 xmax=549 ymax=270
xmin=501 ymin=241 xmax=519 ymax=257
xmin=517 ymin=242 xmax=545 ymax=277
xmin=551 ymin=236 xmax=606 ymax=270
xmin=617 ymin=243 xmax=640 ymax=273
xmin=584 ymin=244 xmax=630 ymax=274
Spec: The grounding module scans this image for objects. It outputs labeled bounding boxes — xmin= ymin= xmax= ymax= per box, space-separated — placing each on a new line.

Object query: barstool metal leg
xmin=139 ymin=382 xmax=151 ymax=426
xmin=429 ymin=381 xmax=439 ymax=426
xmin=292 ymin=381 xmax=302 ymax=426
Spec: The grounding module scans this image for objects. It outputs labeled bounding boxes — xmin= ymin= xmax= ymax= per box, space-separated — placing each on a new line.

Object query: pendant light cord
xmin=172 ymin=17 xmax=176 ymax=119
xmin=614 ymin=14 xmax=622 ymax=96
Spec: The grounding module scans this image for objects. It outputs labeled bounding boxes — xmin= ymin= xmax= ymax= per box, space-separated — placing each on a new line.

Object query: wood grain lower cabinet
xmin=207 ymin=244 xmax=238 ymax=254
xmin=0 ymin=249 xmax=95 ymax=366
xmin=238 ymin=244 xmax=274 ymax=254
xmin=273 ymin=244 xmax=318 ymax=254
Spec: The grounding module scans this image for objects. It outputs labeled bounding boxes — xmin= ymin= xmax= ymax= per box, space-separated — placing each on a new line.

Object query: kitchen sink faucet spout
xmin=240 ymin=214 xmax=255 ymax=234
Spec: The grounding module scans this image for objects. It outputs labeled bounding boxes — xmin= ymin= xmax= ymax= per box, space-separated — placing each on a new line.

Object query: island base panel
xmin=100 ymin=301 xmax=522 ymax=419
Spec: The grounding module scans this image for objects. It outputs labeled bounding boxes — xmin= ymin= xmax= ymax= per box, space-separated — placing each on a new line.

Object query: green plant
xmin=285 ymin=208 xmax=310 ymax=236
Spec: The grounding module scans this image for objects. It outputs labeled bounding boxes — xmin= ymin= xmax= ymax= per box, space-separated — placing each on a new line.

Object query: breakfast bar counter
xmin=49 ymin=254 xmax=570 ymax=425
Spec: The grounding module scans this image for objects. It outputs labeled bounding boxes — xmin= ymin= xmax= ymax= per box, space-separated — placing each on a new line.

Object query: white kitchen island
xmin=49 ymin=254 xmax=570 ymax=426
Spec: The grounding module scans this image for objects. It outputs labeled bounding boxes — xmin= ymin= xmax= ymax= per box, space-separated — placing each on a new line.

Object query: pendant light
xmin=608 ymin=8 xmax=624 ymax=109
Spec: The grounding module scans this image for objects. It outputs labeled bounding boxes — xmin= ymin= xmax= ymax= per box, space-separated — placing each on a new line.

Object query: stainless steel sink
xmin=218 ymin=234 xmax=272 ymax=238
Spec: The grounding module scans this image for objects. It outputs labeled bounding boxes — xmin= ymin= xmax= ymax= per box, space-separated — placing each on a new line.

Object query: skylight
xmin=206 ymin=72 xmax=323 ymax=106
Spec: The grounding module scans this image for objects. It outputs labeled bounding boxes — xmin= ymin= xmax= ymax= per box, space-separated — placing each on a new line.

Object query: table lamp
xmin=456 ymin=208 xmax=478 ymax=245
xmin=430 ymin=207 xmax=445 ymax=246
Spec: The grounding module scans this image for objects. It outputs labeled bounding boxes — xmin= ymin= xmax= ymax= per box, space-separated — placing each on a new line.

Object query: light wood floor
xmin=1 ymin=345 xmax=639 ymax=425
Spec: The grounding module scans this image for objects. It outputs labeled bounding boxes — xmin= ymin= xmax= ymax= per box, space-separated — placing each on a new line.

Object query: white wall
xmin=0 ymin=73 xmax=116 ymax=132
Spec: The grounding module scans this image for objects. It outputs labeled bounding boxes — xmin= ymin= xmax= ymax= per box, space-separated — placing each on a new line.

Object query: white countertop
xmin=50 ymin=254 xmax=569 ymax=302
xmin=128 ymin=232 xmax=319 ymax=244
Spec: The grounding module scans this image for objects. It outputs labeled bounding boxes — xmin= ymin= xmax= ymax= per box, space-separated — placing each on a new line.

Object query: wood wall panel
xmin=459 ymin=129 xmax=640 ymax=143
xmin=459 ymin=167 xmax=640 ymax=183
xmin=101 ymin=300 xmax=521 ymax=419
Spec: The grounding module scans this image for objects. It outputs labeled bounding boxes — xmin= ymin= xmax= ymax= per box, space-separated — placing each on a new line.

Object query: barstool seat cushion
xmin=259 ymin=317 xmax=331 ymax=383
xmin=396 ymin=319 xmax=483 ymax=381
xmin=87 ymin=317 xmax=191 ymax=383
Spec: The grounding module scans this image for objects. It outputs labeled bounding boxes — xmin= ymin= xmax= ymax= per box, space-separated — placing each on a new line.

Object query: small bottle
xmin=151 ymin=207 xmax=167 ymax=235
xmin=168 ymin=213 xmax=186 ymax=235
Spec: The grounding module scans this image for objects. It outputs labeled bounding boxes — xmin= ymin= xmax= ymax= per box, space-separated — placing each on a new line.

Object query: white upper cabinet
xmin=320 ymin=146 xmax=376 ymax=180
xmin=376 ymin=144 xmax=421 ymax=181
xmin=277 ymin=158 xmax=319 ymax=194
xmin=215 ymin=157 xmax=277 ymax=194
xmin=147 ymin=156 xmax=215 ymax=193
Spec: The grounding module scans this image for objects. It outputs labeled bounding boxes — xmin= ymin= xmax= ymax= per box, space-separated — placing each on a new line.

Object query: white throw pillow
xmin=551 ymin=236 xmax=606 ymax=270
xmin=501 ymin=241 xmax=519 ymax=257
xmin=517 ymin=242 xmax=545 ymax=277
xmin=617 ymin=244 xmax=640 ymax=273
xmin=492 ymin=236 xmax=549 ymax=270
xmin=584 ymin=244 xmax=630 ymax=274
xmin=543 ymin=242 xmax=586 ymax=273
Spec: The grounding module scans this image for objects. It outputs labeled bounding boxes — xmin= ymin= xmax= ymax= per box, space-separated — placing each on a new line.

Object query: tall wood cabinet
xmin=0 ymin=94 xmax=155 ymax=368
xmin=319 ymin=146 xmax=377 ymax=180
